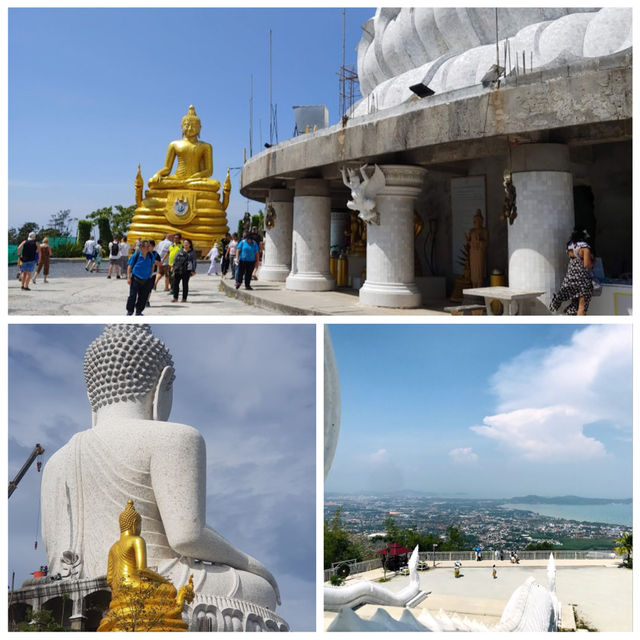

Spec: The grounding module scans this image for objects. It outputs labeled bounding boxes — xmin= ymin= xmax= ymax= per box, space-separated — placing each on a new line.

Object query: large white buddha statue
xmin=353 ymin=7 xmax=632 ymax=116
xmin=41 ymin=325 xmax=280 ymax=613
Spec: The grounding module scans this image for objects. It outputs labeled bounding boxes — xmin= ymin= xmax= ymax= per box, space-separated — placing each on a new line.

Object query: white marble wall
xmin=286 ymin=179 xmax=335 ymax=291
xmin=509 ymin=144 xmax=574 ymax=312
xmin=359 ymin=165 xmax=427 ymax=308
xmin=259 ymin=189 xmax=293 ymax=282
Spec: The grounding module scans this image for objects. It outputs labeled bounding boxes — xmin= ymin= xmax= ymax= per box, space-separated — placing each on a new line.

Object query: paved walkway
xmin=8 ymin=270 xmax=274 ymax=316
xmin=8 ymin=260 xmax=450 ymax=316
xmin=324 ymin=561 xmax=632 ymax=632
xmin=218 ymin=276 xmax=449 ymax=316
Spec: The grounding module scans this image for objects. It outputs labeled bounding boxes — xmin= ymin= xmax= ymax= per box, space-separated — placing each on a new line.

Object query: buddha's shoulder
xmin=136 ymin=420 xmax=203 ymax=441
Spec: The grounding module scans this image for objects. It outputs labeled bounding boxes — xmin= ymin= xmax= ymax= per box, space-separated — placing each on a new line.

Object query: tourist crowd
xmin=15 ymin=227 xmax=265 ymax=314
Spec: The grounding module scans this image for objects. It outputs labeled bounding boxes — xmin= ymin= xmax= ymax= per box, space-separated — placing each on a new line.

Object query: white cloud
xmin=366 ymin=448 xmax=389 ymax=464
xmin=449 ymin=447 xmax=478 ymax=464
xmin=471 ymin=406 xmax=608 ymax=461
xmin=471 ymin=325 xmax=631 ymax=461
xmin=490 ymin=325 xmax=631 ymax=427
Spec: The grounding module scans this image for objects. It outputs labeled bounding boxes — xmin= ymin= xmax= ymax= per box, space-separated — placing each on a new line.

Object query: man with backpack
xmin=126 ymin=239 xmax=160 ymax=315
xmin=107 ymin=235 xmax=121 ymax=279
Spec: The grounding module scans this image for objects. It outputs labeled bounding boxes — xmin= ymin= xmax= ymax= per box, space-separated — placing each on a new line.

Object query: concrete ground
xmin=324 ymin=560 xmax=632 ymax=632
xmin=8 ymin=266 xmax=274 ymax=316
xmin=8 ymin=259 xmax=450 ymax=316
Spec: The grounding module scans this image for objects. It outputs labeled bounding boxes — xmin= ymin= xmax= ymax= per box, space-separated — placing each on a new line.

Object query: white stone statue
xmin=353 ymin=8 xmax=632 ymax=116
xmin=324 ymin=326 xmax=340 ymax=480
xmin=340 ymin=164 xmax=386 ymax=225
xmin=325 ymin=545 xmax=422 ymax=612
xmin=327 ymin=554 xmax=561 ymax=632
xmin=41 ymin=324 xmax=280 ymax=613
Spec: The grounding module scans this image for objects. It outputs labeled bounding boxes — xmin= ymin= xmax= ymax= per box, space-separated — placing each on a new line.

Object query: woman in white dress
xmin=205 ymin=243 xmax=221 ymax=275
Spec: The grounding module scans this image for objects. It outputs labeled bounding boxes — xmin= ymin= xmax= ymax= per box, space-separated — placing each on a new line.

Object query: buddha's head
xmin=119 ymin=499 xmax=142 ymax=536
xmin=84 ymin=325 xmax=175 ymax=424
xmin=181 ymin=105 xmax=201 ymax=140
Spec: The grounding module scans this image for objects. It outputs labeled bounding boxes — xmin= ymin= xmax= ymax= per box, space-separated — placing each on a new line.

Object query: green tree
xmin=324 ymin=506 xmax=363 ymax=570
xmin=97 ymin=215 xmax=113 ymax=244
xmin=250 ymin=211 xmax=264 ymax=234
xmin=47 ymin=209 xmax=76 ymax=237
xmin=442 ymin=525 xmax=469 ymax=551
xmin=112 ymin=204 xmax=136 ymax=237
xmin=77 ymin=219 xmax=93 ymax=247
xmin=382 ymin=514 xmax=400 ymax=543
xmin=86 ymin=204 xmax=136 ymax=239
xmin=525 ymin=541 xmax=558 ymax=551
xmin=614 ymin=532 xmax=632 ymax=568
xmin=38 ymin=227 xmax=63 ymax=240
xmin=14 ymin=222 xmax=40 ymax=244
xmin=17 ymin=608 xmax=65 ymax=632
xmin=87 ymin=206 xmax=113 ymax=226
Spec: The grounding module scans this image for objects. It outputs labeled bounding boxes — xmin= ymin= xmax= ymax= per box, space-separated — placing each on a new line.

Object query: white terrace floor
xmin=324 ymin=559 xmax=632 ymax=632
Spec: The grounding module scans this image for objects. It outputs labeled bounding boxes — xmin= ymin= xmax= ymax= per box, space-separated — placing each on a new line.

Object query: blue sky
xmin=8 ymin=5 xmax=373 ymax=234
xmin=326 ymin=324 xmax=632 ymax=499
xmin=8 ymin=323 xmax=316 ymax=631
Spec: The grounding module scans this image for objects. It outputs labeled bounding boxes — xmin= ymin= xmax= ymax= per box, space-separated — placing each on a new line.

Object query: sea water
xmin=502 ymin=502 xmax=632 ymax=526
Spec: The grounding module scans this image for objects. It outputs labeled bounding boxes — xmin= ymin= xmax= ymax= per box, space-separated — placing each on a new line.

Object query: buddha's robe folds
xmin=41 ymin=423 xmax=277 ymax=610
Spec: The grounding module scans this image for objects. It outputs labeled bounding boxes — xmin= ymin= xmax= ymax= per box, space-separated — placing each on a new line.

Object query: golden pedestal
xmin=128 ymin=185 xmax=229 ymax=256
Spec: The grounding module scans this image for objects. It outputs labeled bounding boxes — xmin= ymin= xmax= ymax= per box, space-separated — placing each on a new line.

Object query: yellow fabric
xmin=168 ymin=243 xmax=182 ymax=266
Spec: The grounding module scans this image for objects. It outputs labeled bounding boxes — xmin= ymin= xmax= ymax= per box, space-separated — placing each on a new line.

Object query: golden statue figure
xmin=128 ymin=106 xmax=231 ymax=255
xmin=97 ymin=500 xmax=195 ymax=632
xmin=348 ymin=211 xmax=366 ymax=257
xmin=468 ymin=209 xmax=488 ymax=288
xmin=135 ymin=164 xmax=144 ymax=207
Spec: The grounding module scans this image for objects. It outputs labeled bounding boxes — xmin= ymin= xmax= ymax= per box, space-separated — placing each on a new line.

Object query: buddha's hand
xmin=150 ymin=169 xmax=169 ymax=183
xmin=177 ymin=574 xmax=195 ymax=608
xmin=248 ymin=556 xmax=281 ymax=605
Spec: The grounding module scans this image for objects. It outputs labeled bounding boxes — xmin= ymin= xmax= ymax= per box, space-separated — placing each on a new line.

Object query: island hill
xmin=327 ymin=491 xmax=631 ymax=504
xmin=504 ymin=495 xmax=632 ymax=505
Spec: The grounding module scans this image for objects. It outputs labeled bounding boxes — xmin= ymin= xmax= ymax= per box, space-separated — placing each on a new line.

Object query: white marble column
xmin=508 ymin=144 xmax=574 ymax=313
xmin=258 ymin=188 xmax=293 ymax=282
xmin=359 ymin=165 xmax=427 ymax=308
xmin=286 ymin=179 xmax=335 ymax=291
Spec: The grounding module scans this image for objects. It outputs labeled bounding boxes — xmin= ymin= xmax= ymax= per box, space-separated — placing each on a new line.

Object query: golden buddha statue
xmin=97 ymin=500 xmax=195 ymax=632
xmin=127 ymin=105 xmax=230 ymax=255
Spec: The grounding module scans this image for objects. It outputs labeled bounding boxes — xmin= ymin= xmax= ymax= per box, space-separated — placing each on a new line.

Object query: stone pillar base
xmin=69 ymin=615 xmax=87 ymax=631
xmin=359 ymin=281 xmax=422 ymax=308
xmin=258 ymin=264 xmax=290 ymax=282
xmin=286 ymin=272 xmax=335 ymax=291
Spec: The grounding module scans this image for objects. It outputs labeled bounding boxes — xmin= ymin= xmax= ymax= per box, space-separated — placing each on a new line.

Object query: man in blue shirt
xmin=235 ymin=233 xmax=260 ymax=290
xmin=126 ymin=240 xmax=160 ymax=315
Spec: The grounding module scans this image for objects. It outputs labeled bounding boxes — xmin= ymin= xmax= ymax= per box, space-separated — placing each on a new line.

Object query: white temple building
xmin=241 ymin=7 xmax=632 ymax=314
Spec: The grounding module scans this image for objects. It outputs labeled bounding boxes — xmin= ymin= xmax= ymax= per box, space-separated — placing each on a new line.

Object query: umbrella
xmin=378 ymin=543 xmax=413 ymax=555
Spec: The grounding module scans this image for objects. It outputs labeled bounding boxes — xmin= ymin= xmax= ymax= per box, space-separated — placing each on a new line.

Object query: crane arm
xmin=8 ymin=444 xmax=44 ymax=498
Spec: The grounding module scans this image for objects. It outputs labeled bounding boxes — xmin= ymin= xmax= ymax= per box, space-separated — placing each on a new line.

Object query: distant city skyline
xmin=326 ymin=324 xmax=632 ymax=499
xmin=8 ymin=324 xmax=316 ymax=631
xmin=8 ymin=6 xmax=373 ymax=234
